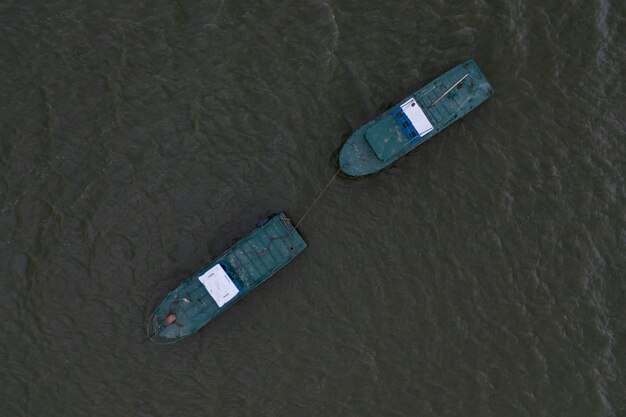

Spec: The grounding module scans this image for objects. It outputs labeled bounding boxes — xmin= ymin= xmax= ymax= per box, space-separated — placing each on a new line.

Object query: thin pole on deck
xmin=431 ymin=74 xmax=469 ymax=106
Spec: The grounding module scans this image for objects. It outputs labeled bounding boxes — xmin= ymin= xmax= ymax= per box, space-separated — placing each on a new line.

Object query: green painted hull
xmin=147 ymin=213 xmax=307 ymax=344
xmin=339 ymin=60 xmax=493 ymax=176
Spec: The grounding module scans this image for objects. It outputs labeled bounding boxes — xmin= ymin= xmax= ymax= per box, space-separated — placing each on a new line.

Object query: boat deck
xmin=225 ymin=215 xmax=307 ymax=290
xmin=147 ymin=213 xmax=307 ymax=343
xmin=339 ymin=59 xmax=493 ymax=176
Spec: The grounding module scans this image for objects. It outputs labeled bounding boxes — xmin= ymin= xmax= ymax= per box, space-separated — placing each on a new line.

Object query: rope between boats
xmin=292 ymin=167 xmax=341 ymax=233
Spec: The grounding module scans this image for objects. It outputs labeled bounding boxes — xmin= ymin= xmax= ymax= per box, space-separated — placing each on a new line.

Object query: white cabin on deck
xmin=400 ymin=98 xmax=434 ymax=137
xmin=198 ymin=264 xmax=239 ymax=307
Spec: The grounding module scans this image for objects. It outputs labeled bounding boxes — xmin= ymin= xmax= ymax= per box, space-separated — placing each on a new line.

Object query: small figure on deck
xmin=165 ymin=313 xmax=177 ymax=325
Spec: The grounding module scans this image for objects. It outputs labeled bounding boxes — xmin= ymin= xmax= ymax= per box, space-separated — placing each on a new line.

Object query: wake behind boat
xmin=339 ymin=59 xmax=493 ymax=176
xmin=146 ymin=213 xmax=307 ymax=344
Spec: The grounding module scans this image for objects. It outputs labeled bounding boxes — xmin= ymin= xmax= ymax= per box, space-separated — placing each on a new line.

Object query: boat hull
xmin=147 ymin=213 xmax=307 ymax=344
xmin=339 ymin=59 xmax=493 ymax=176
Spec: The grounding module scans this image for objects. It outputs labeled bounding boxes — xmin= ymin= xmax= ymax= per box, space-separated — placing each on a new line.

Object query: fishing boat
xmin=146 ymin=213 xmax=307 ymax=344
xmin=339 ymin=59 xmax=493 ymax=176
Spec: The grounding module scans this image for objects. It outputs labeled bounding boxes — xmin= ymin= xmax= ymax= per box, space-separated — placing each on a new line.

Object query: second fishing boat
xmin=147 ymin=213 xmax=307 ymax=344
xmin=339 ymin=59 xmax=493 ymax=176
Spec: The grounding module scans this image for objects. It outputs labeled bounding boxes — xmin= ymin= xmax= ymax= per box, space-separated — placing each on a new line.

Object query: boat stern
xmin=339 ymin=126 xmax=390 ymax=176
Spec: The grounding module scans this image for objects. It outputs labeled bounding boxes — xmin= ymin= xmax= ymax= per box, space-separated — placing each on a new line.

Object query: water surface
xmin=1 ymin=0 xmax=624 ymax=416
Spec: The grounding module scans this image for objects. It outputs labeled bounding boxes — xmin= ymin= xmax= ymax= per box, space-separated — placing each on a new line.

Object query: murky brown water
xmin=1 ymin=0 xmax=624 ymax=415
